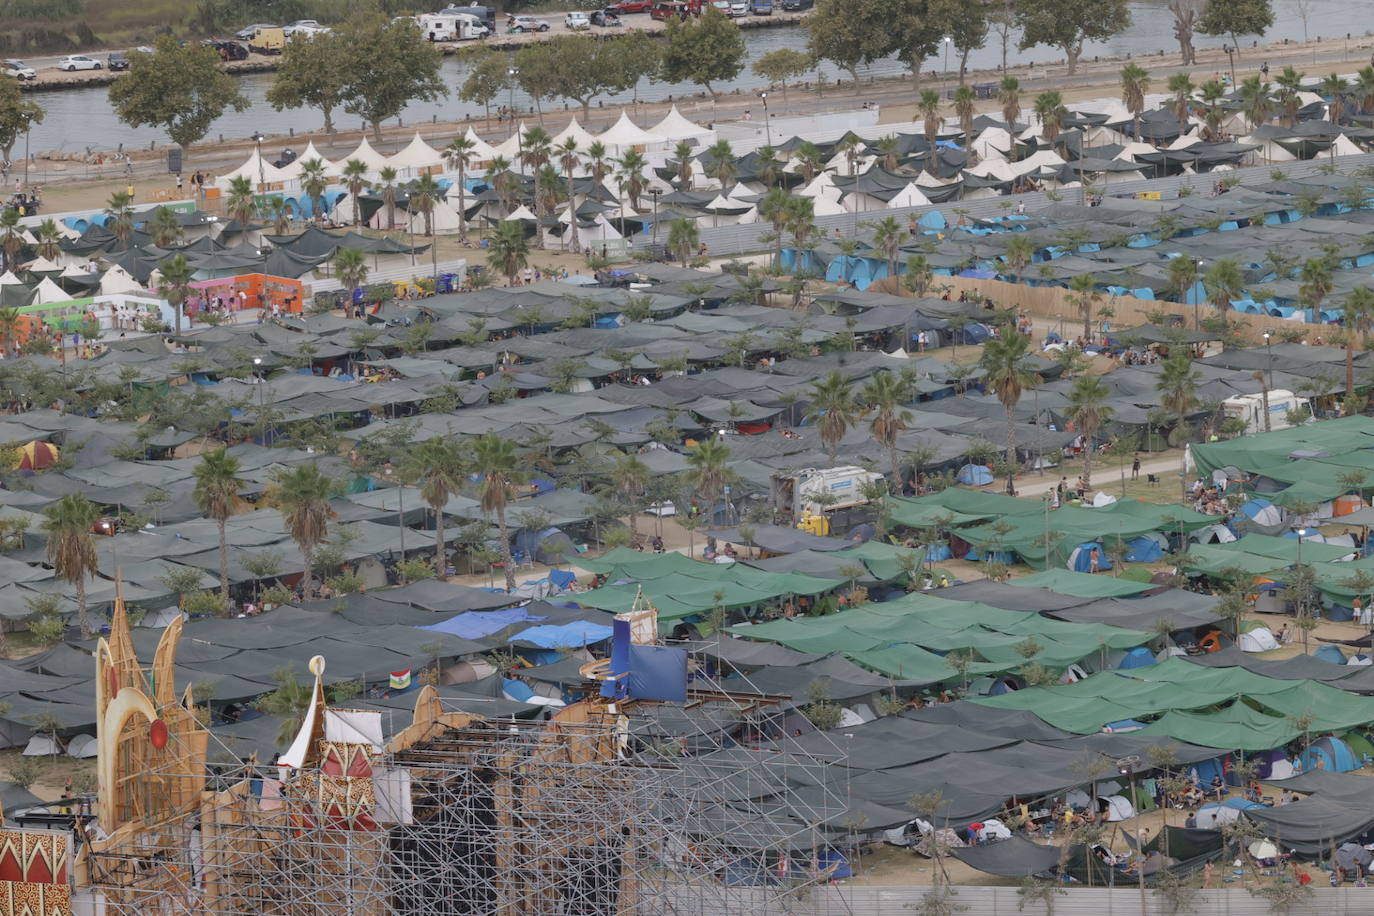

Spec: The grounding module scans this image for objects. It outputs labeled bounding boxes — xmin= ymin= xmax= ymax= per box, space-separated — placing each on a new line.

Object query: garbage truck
xmin=1221 ymin=389 xmax=1301 ymax=435
xmin=770 ymin=466 xmax=886 ymax=519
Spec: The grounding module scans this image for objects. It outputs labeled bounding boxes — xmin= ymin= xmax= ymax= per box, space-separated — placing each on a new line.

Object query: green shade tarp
xmin=844 ymin=643 xmax=1004 ymax=683
xmin=1269 ymin=478 xmax=1350 ymax=508
xmin=1137 ymin=704 xmax=1300 ymax=751
xmin=1010 ymin=569 xmax=1153 ymax=598
xmin=1190 ymin=415 xmax=1374 ymax=480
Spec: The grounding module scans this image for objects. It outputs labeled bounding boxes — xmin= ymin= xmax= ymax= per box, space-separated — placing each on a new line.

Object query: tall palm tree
xmin=686 ymin=436 xmax=731 ymax=514
xmin=1298 ymin=256 xmax=1334 ymax=318
xmin=272 ymin=464 xmax=335 ymax=597
xmin=264 ymin=196 xmax=291 ymax=235
xmin=442 ymin=137 xmax=476 ymax=238
xmin=1119 ymin=63 xmax=1151 ymax=140
xmin=755 ymin=144 xmax=783 ymax=188
xmin=43 ymin=493 xmax=99 ymax=638
xmin=410 ymin=173 xmax=443 ymax=237
xmin=1157 ymin=352 xmax=1200 ymax=501
xmin=953 ymin=85 xmax=976 ymax=146
xmin=616 ymin=149 xmax=647 ymax=211
xmin=672 ymin=140 xmax=694 ymax=189
xmin=759 ymin=186 xmax=791 ymax=268
xmin=156 ymin=254 xmax=195 ymax=335
xmin=1003 ymin=233 xmax=1036 ymax=282
xmin=806 ymin=370 xmax=860 ymax=466
xmin=794 ymin=140 xmax=823 ymax=181
xmin=611 ymin=452 xmax=650 ymax=545
xmin=784 ymin=195 xmax=816 ymax=256
xmin=1066 ymin=375 xmax=1113 ymax=488
xmin=341 ymin=158 xmax=368 ymax=227
xmin=839 ymin=134 xmax=863 ymax=177
xmin=473 ymin=434 xmax=526 ymax=590
xmin=375 ymin=166 xmax=399 ymax=230
xmin=1198 ymin=79 xmax=1227 ymax=140
xmin=1238 ymin=75 xmax=1273 ymax=130
xmin=998 ymin=76 xmax=1022 ymax=129
xmin=0 ymin=209 xmax=21 ymax=272
xmin=488 ymin=155 xmax=516 ymax=212
xmin=556 ymin=137 xmax=581 ymax=252
xmin=1166 ymin=72 xmax=1194 ymax=126
xmin=861 ymin=371 xmax=913 ymax=487
xmin=1343 ymin=287 xmax=1374 ymax=397
xmin=874 ymin=135 xmax=900 ymax=172
xmin=1066 ymin=274 xmax=1103 ymax=343
xmin=226 ymin=175 xmax=257 ymax=227
xmin=193 ymin=448 xmax=242 ymax=609
xmin=706 ymin=139 xmax=736 ymax=191
xmin=334 ymin=247 xmax=368 ymax=300
xmin=1322 ymin=73 xmax=1351 ymax=124
xmin=104 ymin=190 xmax=135 ymax=244
xmin=403 ymin=436 xmax=466 ymax=573
xmin=1034 ymin=91 xmax=1067 ymax=148
xmin=917 ymin=89 xmax=941 ymax=173
xmin=979 ymin=325 xmax=1039 ymax=489
xmin=0 ymin=307 xmax=20 ymax=355
xmin=520 ymin=126 xmax=553 ymax=249
xmin=1274 ymin=66 xmax=1306 ymax=127
xmin=667 ymin=217 xmax=698 ymax=268
xmin=299 ymin=157 xmax=328 ymax=224
xmin=35 ymin=219 xmax=60 ymax=261
xmin=1355 ymin=66 xmax=1374 ymax=116
xmin=1203 ymin=258 xmax=1245 ymax=315
xmin=867 ymin=215 xmax=904 ymax=279
xmin=1167 ymin=255 xmax=1203 ymax=328
xmin=148 ymin=205 xmax=183 ymax=247
xmin=486 ymin=220 xmax=529 ymax=286
xmin=584 ymin=140 xmax=610 ymax=187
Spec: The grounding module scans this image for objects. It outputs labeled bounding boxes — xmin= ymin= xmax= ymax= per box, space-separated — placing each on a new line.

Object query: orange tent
xmin=16 ymin=440 xmax=58 ymax=470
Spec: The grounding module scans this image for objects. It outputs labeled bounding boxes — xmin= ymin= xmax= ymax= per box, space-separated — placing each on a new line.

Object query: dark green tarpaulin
xmin=1010 ymin=569 xmax=1153 ymax=598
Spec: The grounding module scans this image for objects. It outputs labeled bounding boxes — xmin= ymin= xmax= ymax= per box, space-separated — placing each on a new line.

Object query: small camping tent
xmin=66 ymin=734 xmax=97 ymax=758
xmin=1067 ymin=543 xmax=1111 ymax=572
xmin=1238 ymin=626 xmax=1280 ymax=652
xmin=956 ymin=464 xmax=994 ymax=486
xmin=1299 ymin=736 xmax=1360 ymax=773
xmin=1124 ymin=533 xmax=1167 ymax=562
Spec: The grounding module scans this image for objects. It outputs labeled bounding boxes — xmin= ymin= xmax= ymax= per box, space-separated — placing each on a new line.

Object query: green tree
xmin=752 ymin=47 xmax=812 ymax=102
xmin=1342 ymin=288 xmax=1374 ymax=397
xmin=806 ymin=0 xmax=891 ymax=86
xmin=226 ymin=174 xmax=257 ymax=225
xmin=1166 ymin=72 xmax=1194 ymax=124
xmin=108 ymin=34 xmax=248 ymax=161
xmin=42 ymin=494 xmax=99 ymax=638
xmin=192 ymin=448 xmax=242 ymax=609
xmin=156 ymin=254 xmax=195 ymax=335
xmin=271 ymin=464 xmax=335 ymax=597
xmin=334 ymin=248 xmax=368 ymax=299
xmin=265 ymin=31 xmax=347 ymax=133
xmin=34 ymin=219 xmax=59 ymax=261
xmin=616 ymin=148 xmax=648 ymax=211
xmin=953 ymin=84 xmax=977 ymax=145
xmin=611 ymin=452 xmax=651 ymax=544
xmin=1015 ymin=0 xmax=1131 ymax=74
xmin=706 ymin=139 xmax=737 ymax=192
xmin=1203 ymin=258 xmax=1245 ymax=314
xmin=458 ymin=47 xmax=510 ymax=123
xmin=299 ymin=157 xmax=328 ymax=224
xmin=667 ymin=217 xmax=699 ymax=268
xmin=1297 ymin=256 xmax=1333 ymax=317
xmin=442 ymin=136 xmax=476 ymax=239
xmin=520 ymin=34 xmax=645 ymax=119
xmin=1034 ymin=90 xmax=1067 ymax=145
xmin=337 ymin=12 xmax=446 ymax=142
xmin=687 ymin=436 xmax=732 ymax=508
xmin=807 ymin=370 xmax=861 ymax=466
xmin=486 ymin=221 xmax=529 ymax=286
xmin=931 ymin=0 xmax=990 ymax=84
xmin=1157 ymin=352 xmax=1200 ymax=501
xmin=104 ymin=190 xmax=134 ymax=244
xmin=1198 ymin=0 xmax=1274 ymax=52
xmin=1237 ymin=74 xmax=1273 ymax=129
xmin=998 ymin=75 xmax=1022 ymax=128
xmin=861 ymin=370 xmax=914 ymax=487
xmin=1274 ymin=65 xmax=1305 ymax=126
xmin=410 ymin=173 xmax=443 ymax=237
xmin=473 ymin=434 xmax=527 ymax=590
xmin=1119 ymin=62 xmax=1151 ymax=140
xmin=659 ymin=7 xmax=746 ymax=98
xmin=980 ymin=325 xmax=1040 ymax=488
xmin=1066 ymin=273 xmax=1103 ymax=342
xmin=402 ymin=437 xmax=465 ymax=573
xmin=0 ymin=209 xmax=21 ymax=274
xmin=374 ymin=165 xmax=399 ymax=230
xmin=1066 ymin=374 xmax=1113 ymax=488
xmin=0 ymin=76 xmax=42 ymax=172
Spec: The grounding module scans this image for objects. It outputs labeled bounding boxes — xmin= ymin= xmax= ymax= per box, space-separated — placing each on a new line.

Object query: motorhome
xmin=419 ymin=12 xmax=489 ymax=39
xmin=1221 ymin=389 xmax=1301 ymax=435
xmin=770 ymin=466 xmax=886 ymax=518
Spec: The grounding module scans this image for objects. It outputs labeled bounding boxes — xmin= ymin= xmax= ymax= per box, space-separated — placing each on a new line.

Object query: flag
xmin=389 ymin=669 xmax=411 ymax=690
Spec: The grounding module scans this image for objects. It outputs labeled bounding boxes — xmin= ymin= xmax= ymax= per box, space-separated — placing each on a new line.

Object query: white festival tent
xmin=389 ymin=132 xmax=444 ymax=175
xmin=597 ymin=112 xmax=665 ymax=152
xmin=99 ymin=265 xmax=145 ymax=296
xmin=457 ymin=127 xmax=500 ymax=166
xmin=215 ymin=151 xmax=290 ymax=189
xmin=649 ymin=106 xmax=714 ymax=145
xmin=279 ymin=141 xmax=340 ymax=180
xmin=887 ymin=183 xmax=932 ymax=209
xmin=491 ymin=123 xmax=529 ymax=161
xmin=341 ymin=136 xmax=392 ymax=172
xmin=405 ymin=198 xmax=465 ymax=235
xmin=550 ymin=118 xmax=600 ymax=151
xmin=32 ymin=277 xmax=73 ymax=304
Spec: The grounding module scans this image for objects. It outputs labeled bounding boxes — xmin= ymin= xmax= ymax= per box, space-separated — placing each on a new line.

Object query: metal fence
xmin=693 ymin=150 xmax=1374 ymax=258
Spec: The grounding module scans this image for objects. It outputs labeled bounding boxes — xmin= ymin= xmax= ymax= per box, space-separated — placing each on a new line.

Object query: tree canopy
xmin=0 ymin=76 xmax=41 ymax=169
xmin=806 ymin=0 xmax=893 ymax=85
xmin=336 ymin=12 xmax=447 ymax=140
xmin=1198 ymin=0 xmax=1274 ymax=46
xmin=107 ymin=35 xmax=248 ymax=151
xmin=660 ymin=7 xmax=746 ymax=97
xmin=265 ymin=31 xmax=348 ymax=133
xmin=1015 ymin=0 xmax=1132 ymax=74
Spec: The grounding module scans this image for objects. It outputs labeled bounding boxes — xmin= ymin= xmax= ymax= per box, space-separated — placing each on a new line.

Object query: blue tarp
xmin=512 ymin=622 xmax=614 ymax=648
xmin=418 ymin=607 xmax=547 ymax=639
xmin=627 ymin=644 xmax=688 ymax=702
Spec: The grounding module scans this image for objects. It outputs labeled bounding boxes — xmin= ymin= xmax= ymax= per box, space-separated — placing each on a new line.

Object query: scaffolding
xmin=79 ymin=674 xmax=852 ymax=916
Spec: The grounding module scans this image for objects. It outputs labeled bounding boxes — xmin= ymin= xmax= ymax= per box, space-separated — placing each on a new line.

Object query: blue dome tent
xmin=956 ymin=464 xmax=994 ymax=486
xmin=1118 ymin=647 xmax=1155 ymax=669
xmin=1067 ymin=542 xmax=1111 ymax=572
xmin=1299 ymin=736 xmax=1360 ymax=772
xmin=1315 ymin=644 xmax=1348 ymax=664
xmin=1123 ymin=533 xmax=1166 ymax=562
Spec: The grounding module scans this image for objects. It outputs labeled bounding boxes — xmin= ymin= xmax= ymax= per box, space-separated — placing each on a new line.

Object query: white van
xmin=565 ymin=10 xmax=592 ymax=28
xmin=1221 ymin=389 xmax=1302 ymax=435
xmin=419 ymin=12 xmax=488 ymax=40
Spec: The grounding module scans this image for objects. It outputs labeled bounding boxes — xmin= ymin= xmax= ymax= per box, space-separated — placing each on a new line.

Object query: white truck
xmin=1221 ymin=389 xmax=1302 ymax=435
xmin=418 ymin=12 xmax=489 ymax=40
xmin=771 ymin=466 xmax=886 ymax=518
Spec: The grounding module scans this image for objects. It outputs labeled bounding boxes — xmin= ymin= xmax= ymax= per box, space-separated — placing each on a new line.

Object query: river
xmin=28 ymin=0 xmax=1374 ymax=153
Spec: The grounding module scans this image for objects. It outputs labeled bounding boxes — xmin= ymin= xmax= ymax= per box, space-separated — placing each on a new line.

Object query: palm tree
xmin=979 ymin=325 xmax=1039 ymax=489
xmin=473 ymin=434 xmax=526 ymax=590
xmin=272 ymin=464 xmax=335 ymax=597
xmin=43 ymin=494 xmax=99 ymax=638
xmin=442 ymin=137 xmax=476 ymax=238
xmin=785 ymin=195 xmax=816 ymax=259
xmin=686 ymin=436 xmax=731 ymax=513
xmin=299 ymin=157 xmax=328 ymax=224
xmin=806 ymin=370 xmax=860 ymax=466
xmin=1356 ymin=66 xmax=1374 ymax=115
xmin=1003 ymin=233 xmax=1036 ymax=282
xmin=1198 ymin=79 xmax=1227 ymax=140
xmin=334 ymin=247 xmax=368 ymax=300
xmin=1066 ymin=375 xmax=1113 ymax=488
xmin=1167 ymin=255 xmax=1203 ymax=328
xmin=1322 ymin=73 xmax=1351 ymax=124
xmin=875 ymin=135 xmax=900 ymax=171
xmin=1298 ymin=256 xmax=1334 ymax=318
xmin=616 ymin=149 xmax=647 ymax=211
xmin=35 ymin=219 xmax=60 ymax=261
xmin=667 ymin=217 xmax=698 ymax=267
xmin=1157 ymin=352 xmax=1200 ymax=501
xmin=953 ymin=85 xmax=976 ymax=146
xmin=1274 ymin=66 xmax=1306 ymax=127
xmin=1034 ymin=91 xmax=1067 ymax=147
xmin=706 ymin=139 xmax=736 ymax=191
xmin=759 ymin=186 xmax=791 ymax=268
xmin=756 ymin=144 xmax=783 ymax=188
xmin=488 ymin=155 xmax=516 ymax=211
xmin=410 ymin=173 xmax=443 ymax=237
xmin=375 ymin=166 xmax=399 ymax=230
xmin=794 ymin=141 xmax=823 ymax=181
xmin=264 ymin=196 xmax=291 ymax=235
xmin=584 ymin=140 xmax=611 ymax=186
xmin=998 ymin=76 xmax=1022 ymax=129
xmin=226 ymin=175 xmax=257 ymax=227
xmin=0 ymin=209 xmax=21 ymax=272
xmin=556 ymin=137 xmax=581 ymax=252
xmin=861 ymin=371 xmax=913 ymax=487
xmin=867 ymin=215 xmax=904 ymax=279
xmin=520 ymin=126 xmax=553 ymax=248
xmin=672 ymin=140 xmax=694 ymax=189
xmin=839 ymin=134 xmax=863 ymax=177
xmin=1066 ymin=274 xmax=1103 ymax=343
xmin=0 ymin=307 xmax=20 ymax=355
xmin=917 ymin=89 xmax=941 ymax=172
xmin=156 ymin=253 xmax=195 ymax=335
xmin=611 ymin=452 xmax=650 ymax=545
xmin=1166 ymin=72 xmax=1194 ymax=126
xmin=341 ymin=158 xmax=368 ymax=227
xmin=1238 ymin=75 xmax=1273 ymax=130
xmin=1119 ymin=63 xmax=1151 ymax=140
xmin=1203 ymin=258 xmax=1245 ymax=315
xmin=487 ymin=220 xmax=529 ymax=286
xmin=193 ymin=448 xmax=242 ymax=609
xmin=403 ymin=436 xmax=465 ymax=573
xmin=1343 ymin=287 xmax=1374 ymax=396
xmin=148 ymin=205 xmax=183 ymax=247
xmin=104 ymin=190 xmax=135 ymax=244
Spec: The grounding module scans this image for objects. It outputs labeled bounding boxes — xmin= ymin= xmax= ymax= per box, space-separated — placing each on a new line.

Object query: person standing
xmin=1131 ymin=454 xmax=1141 ymax=480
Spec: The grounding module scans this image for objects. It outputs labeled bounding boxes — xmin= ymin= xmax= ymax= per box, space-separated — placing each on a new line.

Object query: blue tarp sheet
xmin=418 ymin=607 xmax=547 ymax=639
xmin=512 ymin=622 xmax=614 ymax=648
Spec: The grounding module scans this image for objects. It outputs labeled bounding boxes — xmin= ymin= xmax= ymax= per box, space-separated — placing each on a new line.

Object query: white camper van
xmin=1221 ymin=389 xmax=1302 ymax=435
xmin=771 ymin=466 xmax=886 ymax=517
xmin=419 ymin=12 xmax=488 ymax=40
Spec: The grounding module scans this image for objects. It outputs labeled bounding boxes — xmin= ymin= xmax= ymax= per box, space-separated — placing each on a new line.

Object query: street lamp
xmin=507 ymin=67 xmax=520 ymax=142
xmin=1116 ymin=755 xmax=1146 ymax=916
xmin=1263 ymin=330 xmax=1274 ymax=390
xmin=648 ymin=186 xmax=662 ymax=246
xmin=252 ymin=132 xmax=266 ymax=191
xmin=943 ymin=36 xmax=952 ymax=80
xmin=252 ymin=356 xmax=266 ymax=444
xmin=759 ymin=92 xmax=772 ymax=145
xmin=1193 ymin=258 xmax=1205 ymax=330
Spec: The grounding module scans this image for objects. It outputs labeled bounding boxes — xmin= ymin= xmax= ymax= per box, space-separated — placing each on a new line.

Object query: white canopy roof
xmin=491 ymin=123 xmax=528 ymax=160
xmin=31 ymin=276 xmax=71 ymax=304
xmin=888 ymin=183 xmax=932 ymax=208
xmin=550 ymin=118 xmax=600 ymax=150
xmin=0 ymin=271 xmax=21 ymax=286
xmin=389 ymin=132 xmax=444 ymax=170
xmin=648 ymin=105 xmax=713 ymax=143
xmin=23 ymin=255 xmax=58 ymax=272
xmin=971 ymin=126 xmax=1013 ymax=159
xmin=99 ymin=265 xmax=144 ymax=295
xmin=407 ymin=198 xmax=464 ymax=234
xmin=506 ymin=204 xmax=537 ymax=221
xmin=341 ymin=136 xmax=391 ymax=171
xmin=598 ymin=112 xmax=662 ymax=148
xmin=280 ymin=141 xmax=339 ymax=179
xmin=216 ymin=150 xmax=290 ymax=187
xmin=812 ymin=194 xmax=846 ymax=217
xmin=458 ymin=127 xmax=500 ymax=163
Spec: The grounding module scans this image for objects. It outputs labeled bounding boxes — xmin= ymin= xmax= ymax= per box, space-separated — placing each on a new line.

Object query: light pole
xmin=1193 ymin=258 xmax=1204 ymax=330
xmin=252 ymin=356 xmax=266 ymax=444
xmin=507 ymin=67 xmax=519 ymax=141
xmin=1263 ymin=330 xmax=1273 ymax=390
xmin=252 ymin=132 xmax=266 ymax=191
xmin=1116 ymin=755 xmax=1146 ymax=916
xmin=759 ymin=92 xmax=772 ymax=145
xmin=943 ymin=36 xmax=952 ymax=81
xmin=648 ymin=187 xmax=661 ymax=246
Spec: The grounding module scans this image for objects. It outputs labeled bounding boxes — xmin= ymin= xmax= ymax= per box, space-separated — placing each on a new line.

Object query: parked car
xmin=709 ymin=0 xmax=731 ymax=10
xmin=728 ymin=1 xmax=748 ymax=16
xmin=780 ymin=0 xmax=812 ymax=9
xmin=58 ymin=55 xmax=102 ymax=71
xmin=106 ymin=51 xmax=130 ymax=70
xmin=2 ymin=60 xmax=35 ymax=80
xmin=750 ymin=0 xmax=773 ymax=13
xmin=509 ymin=14 xmax=550 ymax=31
xmin=235 ymin=23 xmax=276 ymax=40
xmin=204 ymin=39 xmax=249 ymax=61
xmin=650 ymin=1 xmax=693 ymax=19
xmin=283 ymin=19 xmax=322 ymax=35
xmin=590 ymin=8 xmax=623 ymax=25
xmin=563 ymin=11 xmax=591 ymax=28
xmin=613 ymin=0 xmax=655 ymax=12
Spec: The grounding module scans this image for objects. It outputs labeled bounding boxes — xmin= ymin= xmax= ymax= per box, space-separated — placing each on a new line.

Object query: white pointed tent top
xmin=597 ymin=112 xmax=662 ymax=148
xmin=506 ymin=204 xmax=537 ymax=221
xmin=23 ymin=255 xmax=59 ymax=272
xmin=798 ymin=172 xmax=838 ymax=199
xmin=491 ymin=123 xmax=528 ymax=160
xmin=1167 ymin=132 xmax=1201 ymax=150
xmin=218 ymin=150 xmax=290 ymax=186
xmin=550 ymin=118 xmax=600 ymax=150
xmin=1332 ymin=134 xmax=1364 ymax=157
xmin=389 ymin=132 xmax=444 ymax=170
xmin=0 ymin=271 xmax=22 ymax=286
xmin=915 ymin=170 xmax=952 ymax=188
xmin=31 ymin=276 xmax=71 ymax=304
xmin=965 ymin=158 xmax=1017 ymax=181
xmin=407 ymin=198 xmax=464 ymax=234
xmin=888 ymin=183 xmax=932 ymax=208
xmin=99 ymin=265 xmax=144 ymax=295
xmin=1115 ymin=142 xmax=1158 ymax=162
xmin=459 ymin=127 xmax=499 ymax=161
xmin=649 ymin=105 xmax=713 ymax=142
xmin=281 ymin=140 xmax=339 ymax=179
xmin=59 ymin=263 xmax=88 ymax=278
xmin=811 ymin=194 xmax=846 ymax=217
xmin=342 ymin=136 xmax=391 ymax=171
